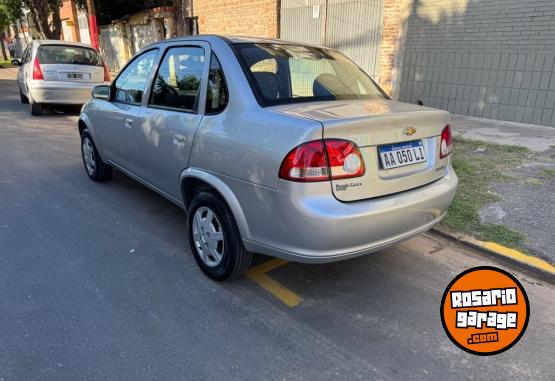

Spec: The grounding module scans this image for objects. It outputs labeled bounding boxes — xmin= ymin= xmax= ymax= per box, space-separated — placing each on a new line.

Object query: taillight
xmin=32 ymin=56 xmax=44 ymax=80
xmin=325 ymin=140 xmax=365 ymax=179
xmin=279 ymin=139 xmax=365 ymax=182
xmin=103 ymin=61 xmax=110 ymax=82
xmin=440 ymin=124 xmax=453 ymax=159
xmin=279 ymin=140 xmax=329 ymax=182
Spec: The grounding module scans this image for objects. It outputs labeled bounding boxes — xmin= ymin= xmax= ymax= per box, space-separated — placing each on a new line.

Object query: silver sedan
xmin=78 ymin=36 xmax=458 ymax=280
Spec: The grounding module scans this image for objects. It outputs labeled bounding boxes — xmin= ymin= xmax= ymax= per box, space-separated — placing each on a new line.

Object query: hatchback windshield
xmin=38 ymin=45 xmax=102 ymax=66
xmin=232 ymin=43 xmax=387 ymax=106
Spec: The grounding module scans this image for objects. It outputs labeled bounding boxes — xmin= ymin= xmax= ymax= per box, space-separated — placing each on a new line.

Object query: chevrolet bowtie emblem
xmin=403 ymin=126 xmax=417 ymax=136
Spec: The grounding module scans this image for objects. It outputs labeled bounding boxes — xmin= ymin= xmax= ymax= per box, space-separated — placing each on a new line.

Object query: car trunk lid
xmin=41 ymin=63 xmax=104 ymax=83
xmin=37 ymin=44 xmax=104 ymax=83
xmin=273 ymin=99 xmax=451 ymax=201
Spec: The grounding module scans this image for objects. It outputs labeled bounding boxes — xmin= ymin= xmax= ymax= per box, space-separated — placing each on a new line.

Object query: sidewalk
xmin=452 ymin=115 xmax=555 ymax=152
xmin=0 ymin=67 xmax=18 ymax=80
xmin=450 ymin=115 xmax=555 ymax=264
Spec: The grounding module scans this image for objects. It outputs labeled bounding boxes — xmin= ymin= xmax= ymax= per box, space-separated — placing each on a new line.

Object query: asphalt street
xmin=1 ymin=75 xmax=554 ymax=380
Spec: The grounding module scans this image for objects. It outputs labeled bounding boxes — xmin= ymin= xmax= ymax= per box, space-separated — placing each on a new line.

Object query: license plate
xmin=378 ymin=140 xmax=427 ymax=170
xmin=67 ymin=73 xmax=84 ymax=79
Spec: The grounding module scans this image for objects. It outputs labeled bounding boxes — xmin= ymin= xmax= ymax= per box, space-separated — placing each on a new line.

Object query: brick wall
xmin=194 ymin=0 xmax=279 ymax=38
xmin=399 ymin=0 xmax=555 ymax=127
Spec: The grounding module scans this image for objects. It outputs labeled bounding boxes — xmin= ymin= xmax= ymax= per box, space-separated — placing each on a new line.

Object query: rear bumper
xmin=236 ymin=166 xmax=458 ymax=263
xmin=28 ymin=80 xmax=110 ymax=104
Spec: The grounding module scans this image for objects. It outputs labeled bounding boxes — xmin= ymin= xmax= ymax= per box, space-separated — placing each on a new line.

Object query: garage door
xmin=280 ymin=0 xmax=384 ymax=78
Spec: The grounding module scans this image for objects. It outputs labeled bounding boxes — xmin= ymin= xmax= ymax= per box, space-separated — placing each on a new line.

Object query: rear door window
xmin=149 ymin=46 xmax=205 ymax=112
xmin=206 ymin=53 xmax=228 ymax=114
xmin=37 ymin=45 xmax=102 ymax=66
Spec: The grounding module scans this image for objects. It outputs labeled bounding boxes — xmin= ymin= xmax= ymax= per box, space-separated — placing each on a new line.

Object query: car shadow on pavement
xmin=0 ymin=79 xmax=82 ymax=117
xmin=100 ymin=167 xmax=438 ymax=282
xmin=45 ymin=105 xmax=83 ymax=116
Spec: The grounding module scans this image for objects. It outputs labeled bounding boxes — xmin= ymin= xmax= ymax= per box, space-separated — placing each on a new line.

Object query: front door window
xmin=114 ymin=49 xmax=158 ymax=105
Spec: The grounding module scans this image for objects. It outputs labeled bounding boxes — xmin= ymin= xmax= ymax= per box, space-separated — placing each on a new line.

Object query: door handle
xmin=125 ymin=119 xmax=134 ymax=129
xmin=173 ymin=134 xmax=186 ymax=148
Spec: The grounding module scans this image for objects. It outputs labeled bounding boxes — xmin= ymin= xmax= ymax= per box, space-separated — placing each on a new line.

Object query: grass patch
xmin=0 ymin=59 xmax=15 ymax=68
xmin=442 ymin=137 xmax=528 ymax=248
xmin=538 ymin=167 xmax=555 ymax=179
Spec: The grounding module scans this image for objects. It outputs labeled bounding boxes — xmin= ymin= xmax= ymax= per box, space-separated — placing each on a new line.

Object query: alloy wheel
xmin=192 ymin=206 xmax=225 ymax=267
xmin=82 ymin=137 xmax=96 ymax=176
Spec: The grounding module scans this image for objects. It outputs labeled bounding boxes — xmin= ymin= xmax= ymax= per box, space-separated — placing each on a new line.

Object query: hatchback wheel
xmin=30 ymin=101 xmax=44 ymax=116
xmin=81 ymin=130 xmax=113 ymax=182
xmin=188 ymin=192 xmax=252 ymax=280
xmin=19 ymin=87 xmax=29 ymax=104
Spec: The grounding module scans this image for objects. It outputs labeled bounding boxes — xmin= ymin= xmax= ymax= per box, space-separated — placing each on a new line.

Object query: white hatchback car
xmin=16 ymin=40 xmax=110 ymax=115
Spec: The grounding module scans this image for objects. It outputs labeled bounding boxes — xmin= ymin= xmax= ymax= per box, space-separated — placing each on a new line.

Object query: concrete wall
xmin=59 ymin=0 xmax=81 ymax=42
xmin=99 ymin=24 xmax=130 ymax=72
xmin=99 ymin=7 xmax=176 ymax=72
xmin=399 ymin=0 xmax=555 ymax=127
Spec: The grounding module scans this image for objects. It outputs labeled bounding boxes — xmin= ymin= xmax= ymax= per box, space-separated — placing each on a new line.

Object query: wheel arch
xmin=78 ymin=115 xmax=107 ymax=160
xmin=180 ymin=168 xmax=251 ymax=241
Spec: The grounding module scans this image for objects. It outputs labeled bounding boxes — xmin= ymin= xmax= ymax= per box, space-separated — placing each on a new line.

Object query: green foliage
xmin=0 ymin=0 xmax=23 ymax=28
xmin=442 ymin=137 xmax=529 ymax=248
xmin=0 ymin=59 xmax=15 ymax=67
xmin=0 ymin=7 xmax=8 ymax=32
xmin=177 ymin=74 xmax=200 ymax=91
xmin=538 ymin=168 xmax=555 ymax=179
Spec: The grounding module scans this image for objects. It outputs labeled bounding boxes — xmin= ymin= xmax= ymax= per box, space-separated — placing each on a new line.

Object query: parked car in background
xmin=15 ymin=40 xmax=110 ymax=116
xmin=78 ymin=36 xmax=458 ymax=280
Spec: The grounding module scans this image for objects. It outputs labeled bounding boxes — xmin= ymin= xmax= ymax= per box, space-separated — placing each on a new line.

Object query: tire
xmin=19 ymin=86 xmax=29 ymax=104
xmin=81 ymin=130 xmax=113 ymax=182
xmin=31 ymin=101 xmax=44 ymax=116
xmin=187 ymin=192 xmax=252 ymax=281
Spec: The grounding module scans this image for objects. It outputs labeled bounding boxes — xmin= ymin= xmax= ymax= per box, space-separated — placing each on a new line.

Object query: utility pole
xmin=183 ymin=0 xmax=193 ymax=35
xmin=175 ymin=0 xmax=194 ymax=36
xmin=86 ymin=0 xmax=99 ymax=49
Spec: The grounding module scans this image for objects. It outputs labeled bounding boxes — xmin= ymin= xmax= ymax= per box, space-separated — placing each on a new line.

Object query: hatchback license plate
xmin=67 ymin=73 xmax=84 ymax=79
xmin=378 ymin=140 xmax=427 ymax=170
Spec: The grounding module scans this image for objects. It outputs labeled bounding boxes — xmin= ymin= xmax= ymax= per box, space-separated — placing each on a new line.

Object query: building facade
xmin=99 ymin=6 xmax=177 ymax=71
xmin=188 ymin=0 xmax=555 ymax=127
xmin=59 ymin=0 xmax=91 ymax=44
xmin=94 ymin=0 xmax=555 ymax=127
xmin=398 ymin=0 xmax=555 ymax=127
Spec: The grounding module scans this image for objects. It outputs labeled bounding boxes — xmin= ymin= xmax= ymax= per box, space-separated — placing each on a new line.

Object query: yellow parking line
xmin=476 ymin=240 xmax=555 ymax=276
xmin=246 ymin=259 xmax=303 ymax=307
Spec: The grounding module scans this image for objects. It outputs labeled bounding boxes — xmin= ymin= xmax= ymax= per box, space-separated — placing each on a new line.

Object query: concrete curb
xmin=432 ymin=226 xmax=555 ymax=282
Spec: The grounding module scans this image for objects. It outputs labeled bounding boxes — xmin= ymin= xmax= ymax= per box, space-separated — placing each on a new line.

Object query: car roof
xmin=145 ymin=34 xmax=328 ymax=50
xmin=34 ymin=40 xmax=95 ymax=49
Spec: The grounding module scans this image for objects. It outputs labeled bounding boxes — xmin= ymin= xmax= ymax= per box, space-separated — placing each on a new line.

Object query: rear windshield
xmin=232 ymin=43 xmax=388 ymax=107
xmin=37 ymin=45 xmax=102 ymax=66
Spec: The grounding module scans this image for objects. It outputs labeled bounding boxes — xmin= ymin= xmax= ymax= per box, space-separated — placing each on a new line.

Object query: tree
xmin=23 ymin=0 xmax=62 ymax=40
xmin=0 ymin=0 xmax=23 ymax=59
xmin=0 ymin=8 xmax=8 ymax=60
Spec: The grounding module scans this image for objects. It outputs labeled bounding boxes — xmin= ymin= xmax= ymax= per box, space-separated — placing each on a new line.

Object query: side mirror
xmin=92 ymin=85 xmax=111 ymax=101
xmin=11 ymin=59 xmax=21 ymax=66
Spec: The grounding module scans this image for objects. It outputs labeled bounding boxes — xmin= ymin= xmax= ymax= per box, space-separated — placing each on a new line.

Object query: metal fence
xmin=280 ymin=0 xmax=384 ymax=78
